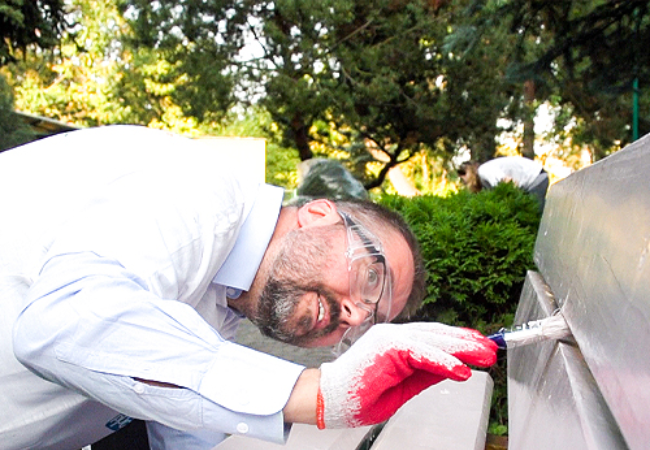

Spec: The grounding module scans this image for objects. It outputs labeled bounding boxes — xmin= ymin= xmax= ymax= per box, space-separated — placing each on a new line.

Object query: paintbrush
xmin=487 ymin=313 xmax=572 ymax=349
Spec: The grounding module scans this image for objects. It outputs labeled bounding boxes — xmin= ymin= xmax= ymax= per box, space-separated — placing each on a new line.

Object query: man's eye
xmin=367 ymin=267 xmax=380 ymax=287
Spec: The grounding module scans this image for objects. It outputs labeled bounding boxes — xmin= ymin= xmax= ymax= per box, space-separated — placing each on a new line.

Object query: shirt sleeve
xmin=146 ymin=421 xmax=228 ymax=450
xmin=12 ymin=166 xmax=305 ymax=444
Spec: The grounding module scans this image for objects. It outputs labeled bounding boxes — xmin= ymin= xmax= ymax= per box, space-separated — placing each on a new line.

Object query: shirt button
xmin=133 ymin=383 xmax=146 ymax=394
xmin=226 ymin=287 xmax=242 ymax=299
xmin=236 ymin=422 xmax=249 ymax=434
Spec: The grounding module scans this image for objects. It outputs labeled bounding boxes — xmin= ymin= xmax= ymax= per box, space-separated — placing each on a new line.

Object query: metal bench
xmin=507 ymin=134 xmax=650 ymax=450
xmin=213 ymin=370 xmax=493 ymax=450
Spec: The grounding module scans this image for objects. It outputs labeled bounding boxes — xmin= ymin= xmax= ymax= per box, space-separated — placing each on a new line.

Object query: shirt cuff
xmin=201 ymin=405 xmax=292 ymax=445
xmin=200 ymin=341 xmax=306 ymax=416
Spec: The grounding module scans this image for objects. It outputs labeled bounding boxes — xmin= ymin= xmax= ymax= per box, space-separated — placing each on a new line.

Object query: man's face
xmin=252 ymin=224 xmax=341 ymax=346
xmin=251 ymin=218 xmax=414 ymax=348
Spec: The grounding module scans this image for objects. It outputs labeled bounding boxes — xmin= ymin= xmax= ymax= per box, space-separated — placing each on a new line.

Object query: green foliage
xmin=380 ymin=183 xmax=540 ymax=328
xmin=266 ymin=140 xmax=301 ymax=191
xmin=454 ymin=0 xmax=650 ymax=157
xmin=0 ymin=0 xmax=66 ymax=66
xmin=6 ymin=0 xmax=650 ymax=171
xmin=4 ymin=0 xmax=134 ymax=127
xmin=118 ymin=0 xmax=242 ymax=122
xmin=3 ymin=0 xmax=233 ymax=132
xmin=0 ymin=74 xmax=34 ymax=151
xmin=377 ymin=182 xmax=542 ymax=433
xmin=253 ymin=0 xmax=516 ymax=187
xmin=120 ymin=0 xmax=516 ymax=189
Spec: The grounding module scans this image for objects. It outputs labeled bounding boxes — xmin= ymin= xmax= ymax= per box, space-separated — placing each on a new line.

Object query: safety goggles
xmin=333 ymin=212 xmax=392 ymax=356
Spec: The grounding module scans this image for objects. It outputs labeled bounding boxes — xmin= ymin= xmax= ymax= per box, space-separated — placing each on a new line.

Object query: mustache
xmin=255 ymin=279 xmax=341 ymax=346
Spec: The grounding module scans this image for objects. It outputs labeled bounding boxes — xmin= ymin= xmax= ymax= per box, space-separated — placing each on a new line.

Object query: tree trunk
xmin=290 ymin=113 xmax=313 ymax=161
xmin=472 ymin=133 xmax=497 ymax=163
xmin=522 ymin=79 xmax=536 ymax=159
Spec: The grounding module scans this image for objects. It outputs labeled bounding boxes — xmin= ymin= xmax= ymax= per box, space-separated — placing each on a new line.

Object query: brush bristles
xmin=502 ymin=314 xmax=572 ymax=348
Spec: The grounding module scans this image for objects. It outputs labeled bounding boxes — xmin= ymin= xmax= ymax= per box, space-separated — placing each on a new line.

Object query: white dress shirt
xmin=0 ymin=126 xmax=305 ymax=450
xmin=478 ymin=156 xmax=544 ymax=190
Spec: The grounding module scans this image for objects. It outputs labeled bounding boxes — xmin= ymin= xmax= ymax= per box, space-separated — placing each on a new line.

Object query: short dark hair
xmin=457 ymin=160 xmax=482 ymax=193
xmin=334 ymin=199 xmax=426 ymax=320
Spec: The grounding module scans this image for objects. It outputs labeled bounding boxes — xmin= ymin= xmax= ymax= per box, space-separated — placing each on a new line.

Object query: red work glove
xmin=317 ymin=322 xmax=497 ymax=429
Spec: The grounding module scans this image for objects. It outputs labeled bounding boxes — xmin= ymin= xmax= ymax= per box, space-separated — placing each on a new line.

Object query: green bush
xmin=377 ymin=183 xmax=542 ymax=434
xmin=0 ymin=74 xmax=34 ymax=152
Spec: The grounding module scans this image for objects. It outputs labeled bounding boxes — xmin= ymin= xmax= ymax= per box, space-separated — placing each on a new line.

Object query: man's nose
xmin=340 ymin=298 xmax=371 ymax=327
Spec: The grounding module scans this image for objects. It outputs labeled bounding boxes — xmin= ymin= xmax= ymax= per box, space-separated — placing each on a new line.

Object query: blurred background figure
xmin=457 ymin=156 xmax=549 ymax=211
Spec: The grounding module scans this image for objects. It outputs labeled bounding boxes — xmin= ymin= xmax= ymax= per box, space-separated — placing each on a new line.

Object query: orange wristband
xmin=316 ymin=387 xmax=326 ymax=429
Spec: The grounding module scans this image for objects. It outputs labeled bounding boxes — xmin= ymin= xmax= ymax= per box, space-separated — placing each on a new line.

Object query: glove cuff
xmin=319 ymin=361 xmax=360 ymax=428
xmin=316 ymin=387 xmax=326 ymax=429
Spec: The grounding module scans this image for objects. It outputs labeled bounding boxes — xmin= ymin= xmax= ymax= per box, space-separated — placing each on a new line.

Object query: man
xmin=457 ymin=156 xmax=549 ymax=210
xmin=0 ymin=126 xmax=497 ymax=449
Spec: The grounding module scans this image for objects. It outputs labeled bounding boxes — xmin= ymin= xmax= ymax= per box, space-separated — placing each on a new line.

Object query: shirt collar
xmin=212 ymin=184 xmax=284 ymax=293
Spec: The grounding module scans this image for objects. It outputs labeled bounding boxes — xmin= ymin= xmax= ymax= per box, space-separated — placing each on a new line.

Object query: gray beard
xmin=253 ymin=277 xmax=341 ymax=346
xmin=250 ymin=223 xmax=343 ymax=346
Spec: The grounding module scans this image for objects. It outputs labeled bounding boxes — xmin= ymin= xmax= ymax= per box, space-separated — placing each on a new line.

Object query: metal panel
xmin=215 ymin=371 xmax=493 ymax=450
xmin=371 ymin=371 xmax=493 ymax=450
xmin=508 ymin=272 xmax=627 ymax=450
xmin=213 ymin=424 xmax=373 ymax=450
xmin=535 ymin=134 xmax=650 ymax=449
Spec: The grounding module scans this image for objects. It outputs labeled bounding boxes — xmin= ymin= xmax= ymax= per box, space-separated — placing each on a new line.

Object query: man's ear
xmin=297 ymin=199 xmax=340 ymax=228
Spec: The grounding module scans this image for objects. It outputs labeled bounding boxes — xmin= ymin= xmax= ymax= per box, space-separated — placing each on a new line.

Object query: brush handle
xmin=487 ymin=332 xmax=508 ymax=350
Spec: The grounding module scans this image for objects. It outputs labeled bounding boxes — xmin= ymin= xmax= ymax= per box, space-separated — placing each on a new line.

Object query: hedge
xmin=377 ymin=182 xmax=542 ymax=434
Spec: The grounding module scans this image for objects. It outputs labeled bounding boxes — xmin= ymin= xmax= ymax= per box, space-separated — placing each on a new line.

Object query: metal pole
xmin=633 ymin=77 xmax=639 ymax=141
xmin=633 ymin=5 xmax=641 ymax=141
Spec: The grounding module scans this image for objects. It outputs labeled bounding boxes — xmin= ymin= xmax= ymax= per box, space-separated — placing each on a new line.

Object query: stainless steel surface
xmin=213 ymin=372 xmax=493 ymax=450
xmin=535 ymin=134 xmax=650 ymax=449
xmin=371 ymin=371 xmax=493 ymax=450
xmin=508 ymin=272 xmax=627 ymax=450
xmin=212 ymin=424 xmax=373 ymax=450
